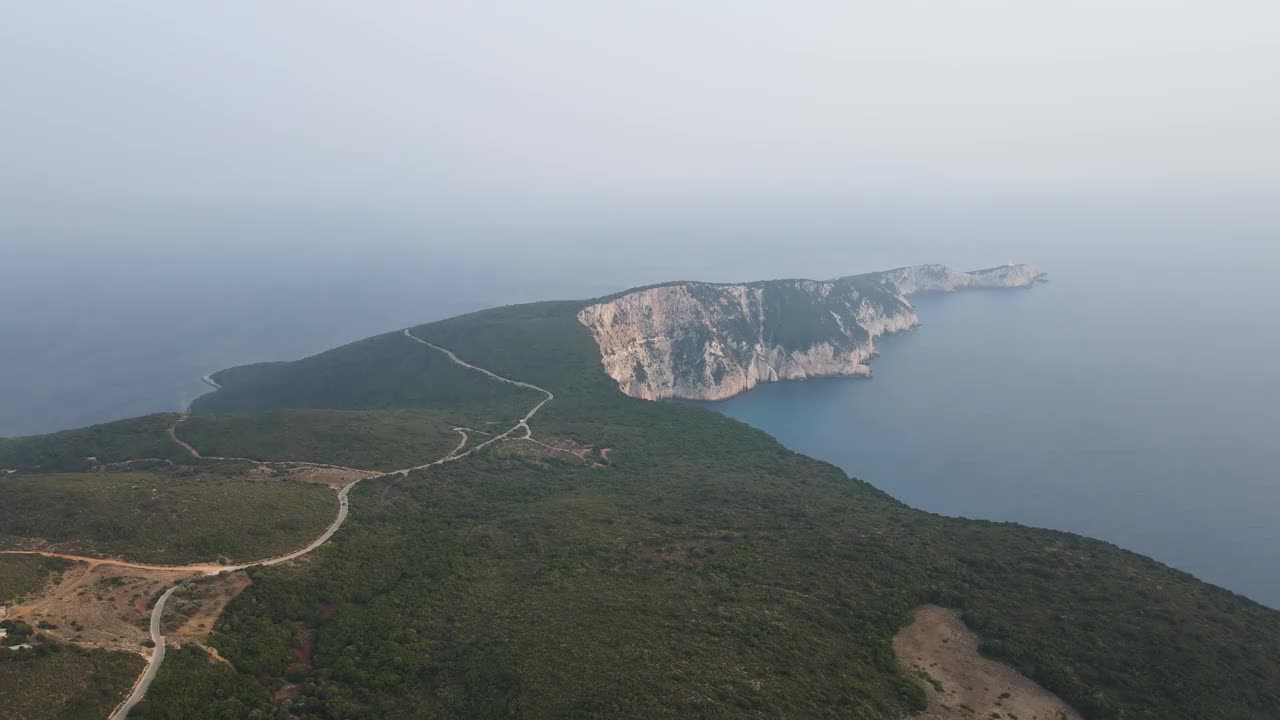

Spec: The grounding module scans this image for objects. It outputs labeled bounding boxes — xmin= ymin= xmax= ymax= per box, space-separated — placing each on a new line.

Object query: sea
xmin=708 ymin=269 xmax=1280 ymax=607
xmin=5 ymin=201 xmax=1278 ymax=606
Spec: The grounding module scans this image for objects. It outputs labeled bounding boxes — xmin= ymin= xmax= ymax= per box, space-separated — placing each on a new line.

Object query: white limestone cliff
xmin=577 ymin=264 xmax=1043 ymax=401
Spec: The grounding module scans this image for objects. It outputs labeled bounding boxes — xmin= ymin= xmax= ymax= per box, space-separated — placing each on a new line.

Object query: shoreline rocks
xmin=578 ymin=264 xmax=1043 ymax=401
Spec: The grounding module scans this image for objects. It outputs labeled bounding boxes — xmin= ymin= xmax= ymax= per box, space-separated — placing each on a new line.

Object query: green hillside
xmin=0 ymin=644 xmax=145 ymax=720
xmin=125 ymin=300 xmax=1280 ymax=720
xmin=180 ymin=408 xmax=485 ymax=471
xmin=191 ymin=330 xmax=541 ymax=416
xmin=0 ymin=470 xmax=337 ymax=565
xmin=0 ymin=413 xmax=189 ymax=472
xmin=0 ymin=554 xmax=71 ymax=605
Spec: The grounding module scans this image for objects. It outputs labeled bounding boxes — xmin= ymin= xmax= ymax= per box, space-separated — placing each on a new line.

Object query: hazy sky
xmin=4 ymin=4 xmax=1279 ymax=608
xmin=4 ymin=1 xmax=1280 ymax=437
xmin=4 ymin=1 xmax=1278 ymax=237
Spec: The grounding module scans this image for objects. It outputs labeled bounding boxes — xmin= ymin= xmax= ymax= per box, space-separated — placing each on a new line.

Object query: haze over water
xmin=6 ymin=201 xmax=1279 ymax=606
xmin=709 ymin=234 xmax=1280 ymax=608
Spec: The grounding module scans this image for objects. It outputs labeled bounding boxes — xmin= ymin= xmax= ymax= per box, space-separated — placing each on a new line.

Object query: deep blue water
xmin=708 ymin=265 xmax=1280 ymax=608
xmin=5 ymin=205 xmax=1279 ymax=607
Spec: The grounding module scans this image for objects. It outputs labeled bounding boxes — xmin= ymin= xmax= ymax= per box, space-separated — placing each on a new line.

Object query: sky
xmin=3 ymin=0 xmax=1278 ymax=238
xmin=3 ymin=1 xmax=1280 ymax=436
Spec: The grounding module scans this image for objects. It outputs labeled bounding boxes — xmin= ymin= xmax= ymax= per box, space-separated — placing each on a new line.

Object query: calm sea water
xmin=709 ymin=261 xmax=1280 ymax=608
xmin=5 ymin=205 xmax=1279 ymax=606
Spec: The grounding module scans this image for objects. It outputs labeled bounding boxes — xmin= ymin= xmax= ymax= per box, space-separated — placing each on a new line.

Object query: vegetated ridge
xmin=3 ymin=328 xmax=562 ymax=720
xmin=578 ymin=264 xmax=1043 ymax=400
xmin=4 ymin=262 xmax=1280 ymax=720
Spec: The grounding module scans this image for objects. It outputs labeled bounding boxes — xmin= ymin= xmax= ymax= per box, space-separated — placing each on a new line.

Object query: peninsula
xmin=3 ymin=262 xmax=1278 ymax=720
xmin=579 ymin=264 xmax=1044 ymax=400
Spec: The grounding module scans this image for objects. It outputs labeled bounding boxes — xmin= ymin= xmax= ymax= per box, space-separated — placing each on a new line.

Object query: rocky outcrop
xmin=874 ymin=263 xmax=1045 ymax=295
xmin=577 ymin=264 xmax=1043 ymax=401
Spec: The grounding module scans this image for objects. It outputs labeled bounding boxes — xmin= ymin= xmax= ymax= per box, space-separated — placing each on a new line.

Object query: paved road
xmin=82 ymin=332 xmax=559 ymax=718
xmin=110 ymin=585 xmax=178 ymax=720
xmin=237 ymin=482 xmax=351 ymax=570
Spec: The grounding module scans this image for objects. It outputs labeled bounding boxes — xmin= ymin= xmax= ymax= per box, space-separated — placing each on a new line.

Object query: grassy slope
xmin=0 ymin=554 xmax=71 ymax=605
xmin=191 ymin=330 xmax=541 ymax=416
xmin=129 ymin=646 xmax=274 ymax=719
xmin=132 ymin=301 xmax=1280 ymax=720
xmin=0 ymin=413 xmax=189 ymax=472
xmin=0 ymin=470 xmax=336 ymax=565
xmin=180 ymin=408 xmax=480 ymax=471
xmin=0 ymin=644 xmax=144 ymax=720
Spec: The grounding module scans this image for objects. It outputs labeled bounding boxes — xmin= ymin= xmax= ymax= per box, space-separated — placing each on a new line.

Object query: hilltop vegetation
xmin=0 ymin=469 xmax=336 ymax=564
xmin=128 ymin=299 xmax=1280 ymax=720
xmin=0 ymin=554 xmax=70 ymax=604
xmin=191 ymin=330 xmax=541 ymax=416
xmin=0 ymin=643 xmax=144 ymax=720
xmin=4 ymin=288 xmax=1279 ymax=719
xmin=0 ymin=413 xmax=189 ymax=472
xmin=180 ymin=408 xmax=480 ymax=471
xmin=130 ymin=645 xmax=272 ymax=719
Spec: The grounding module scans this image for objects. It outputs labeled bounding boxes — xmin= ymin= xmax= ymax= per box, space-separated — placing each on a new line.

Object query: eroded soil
xmin=7 ymin=559 xmax=252 ymax=664
xmin=165 ymin=571 xmax=253 ymax=645
xmin=282 ymin=465 xmax=376 ymax=489
xmin=501 ymin=436 xmax=612 ymax=467
xmin=7 ymin=560 xmax=199 ymax=652
xmin=894 ymin=605 xmax=1081 ymax=720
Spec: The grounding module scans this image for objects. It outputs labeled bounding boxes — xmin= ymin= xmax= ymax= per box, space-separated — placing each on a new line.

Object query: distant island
xmin=4 ymin=262 xmax=1279 ymax=720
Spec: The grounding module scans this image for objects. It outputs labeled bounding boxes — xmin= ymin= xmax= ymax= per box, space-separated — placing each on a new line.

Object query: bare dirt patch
xmin=191 ymin=640 xmax=232 ymax=665
xmin=273 ymin=682 xmax=304 ymax=704
xmin=501 ymin=436 xmax=611 ymax=467
xmin=270 ymin=621 xmax=318 ymax=705
xmin=894 ymin=605 xmax=1081 ymax=720
xmin=7 ymin=560 xmax=200 ymax=652
xmin=279 ymin=465 xmax=375 ymax=489
xmin=165 ymin=571 xmax=252 ymax=645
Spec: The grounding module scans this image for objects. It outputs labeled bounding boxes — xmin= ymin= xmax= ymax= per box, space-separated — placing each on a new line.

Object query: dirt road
xmin=0 ymin=550 xmax=230 ymax=576
xmin=31 ymin=332 xmax=562 ymax=719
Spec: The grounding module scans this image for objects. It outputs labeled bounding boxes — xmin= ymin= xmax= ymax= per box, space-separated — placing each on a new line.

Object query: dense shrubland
xmin=133 ymin=301 xmax=1280 ymax=719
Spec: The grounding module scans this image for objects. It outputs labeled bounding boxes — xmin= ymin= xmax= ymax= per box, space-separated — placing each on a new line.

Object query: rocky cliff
xmin=577 ymin=264 xmax=1043 ymax=401
xmin=873 ymin=263 xmax=1046 ymax=295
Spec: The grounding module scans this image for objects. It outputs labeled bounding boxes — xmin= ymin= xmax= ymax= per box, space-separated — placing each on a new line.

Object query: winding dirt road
xmin=3 ymin=331 xmax=559 ymax=720
xmin=0 ymin=550 xmax=228 ymax=576
xmin=401 ymin=329 xmax=555 ymax=452
xmin=167 ymin=414 xmax=369 ymax=473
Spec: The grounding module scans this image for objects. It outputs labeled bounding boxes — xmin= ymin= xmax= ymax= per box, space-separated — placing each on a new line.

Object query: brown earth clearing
xmin=894 ymin=605 xmax=1081 ymax=720
xmin=164 ymin=571 xmax=253 ymax=645
xmin=499 ymin=435 xmax=612 ymax=467
xmin=278 ymin=464 xmax=375 ymax=488
xmin=6 ymin=560 xmax=200 ymax=652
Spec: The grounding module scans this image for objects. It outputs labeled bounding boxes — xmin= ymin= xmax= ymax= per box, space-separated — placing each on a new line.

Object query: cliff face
xmin=875 ymin=263 xmax=1046 ymax=295
xmin=577 ymin=264 xmax=1043 ymax=401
